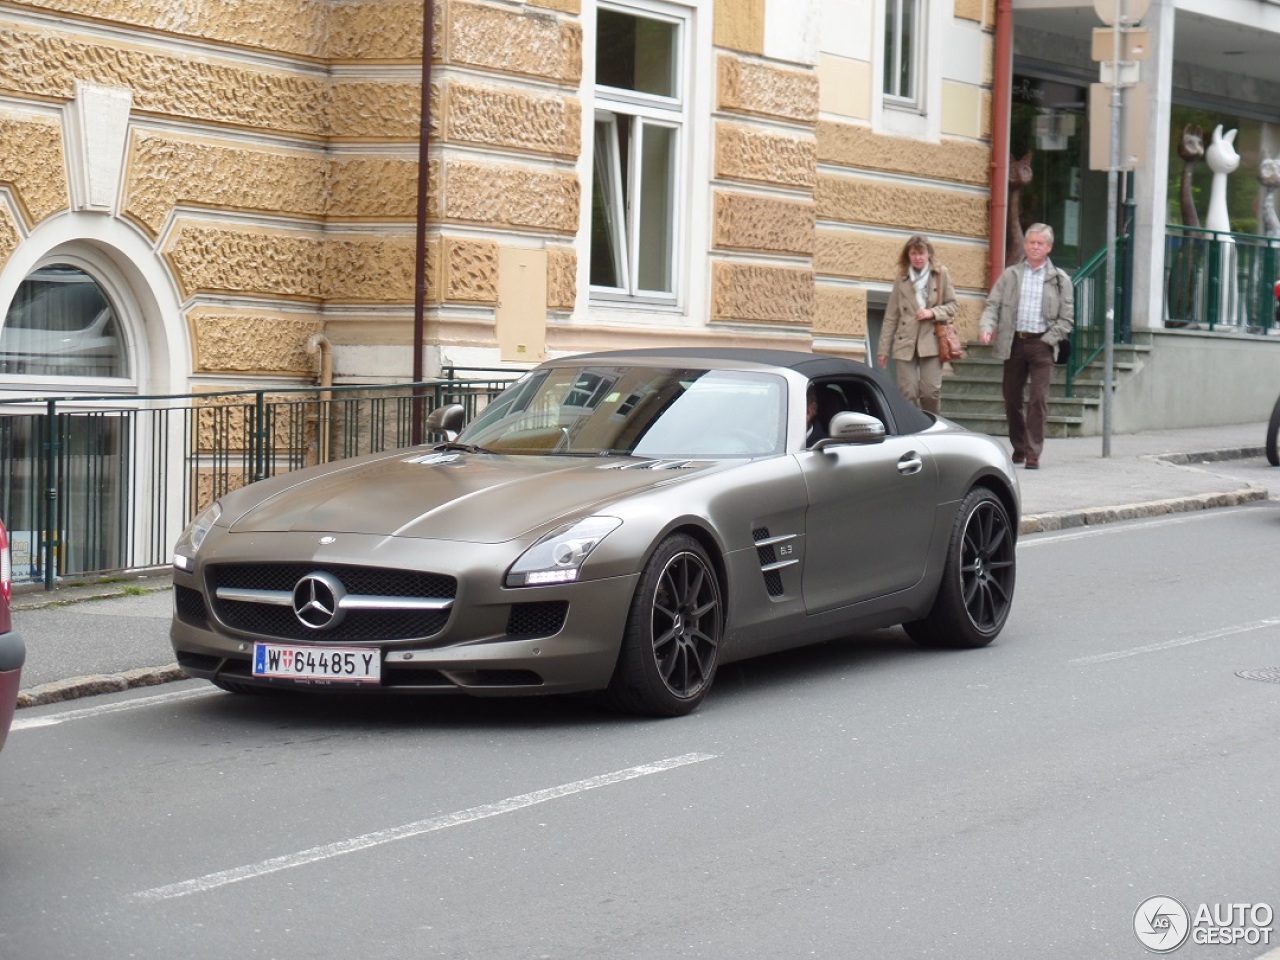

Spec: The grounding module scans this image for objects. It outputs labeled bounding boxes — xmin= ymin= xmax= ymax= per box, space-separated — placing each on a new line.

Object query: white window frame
xmin=589 ymin=0 xmax=689 ymax=307
xmin=883 ymin=0 xmax=925 ymax=111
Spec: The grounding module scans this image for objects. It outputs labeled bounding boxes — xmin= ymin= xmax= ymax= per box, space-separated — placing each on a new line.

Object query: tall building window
xmin=590 ymin=3 xmax=685 ymax=303
xmin=883 ymin=0 xmax=923 ymax=108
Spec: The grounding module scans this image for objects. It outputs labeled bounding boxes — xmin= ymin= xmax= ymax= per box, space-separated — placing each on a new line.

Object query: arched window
xmin=0 ymin=264 xmax=129 ymax=379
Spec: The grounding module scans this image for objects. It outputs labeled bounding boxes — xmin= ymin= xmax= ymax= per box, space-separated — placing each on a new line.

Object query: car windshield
xmin=457 ymin=365 xmax=787 ymax=457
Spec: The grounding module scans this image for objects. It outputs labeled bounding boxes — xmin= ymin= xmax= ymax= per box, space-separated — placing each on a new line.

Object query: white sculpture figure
xmin=1204 ymin=125 xmax=1240 ymax=326
xmin=1204 ymin=124 xmax=1239 ymax=233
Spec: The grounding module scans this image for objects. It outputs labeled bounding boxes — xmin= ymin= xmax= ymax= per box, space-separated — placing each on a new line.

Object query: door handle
xmin=897 ymin=452 xmax=923 ymax=475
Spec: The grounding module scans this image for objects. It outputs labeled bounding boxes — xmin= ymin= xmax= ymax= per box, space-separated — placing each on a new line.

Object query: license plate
xmin=252 ymin=643 xmax=381 ymax=683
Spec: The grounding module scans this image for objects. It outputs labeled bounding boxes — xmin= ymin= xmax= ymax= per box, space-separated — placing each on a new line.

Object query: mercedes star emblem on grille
xmin=292 ymin=571 xmax=347 ymax=630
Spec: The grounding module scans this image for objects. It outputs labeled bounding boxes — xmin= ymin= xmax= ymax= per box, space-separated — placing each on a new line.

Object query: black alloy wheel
xmin=906 ymin=487 xmax=1016 ymax=648
xmin=608 ymin=534 xmax=723 ymax=717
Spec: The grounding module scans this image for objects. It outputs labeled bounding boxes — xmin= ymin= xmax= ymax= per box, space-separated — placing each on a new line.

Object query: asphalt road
xmin=2 ymin=500 xmax=1280 ymax=959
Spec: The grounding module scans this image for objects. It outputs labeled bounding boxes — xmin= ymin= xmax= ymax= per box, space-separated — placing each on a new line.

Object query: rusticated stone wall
xmin=714 ymin=193 xmax=815 ymax=257
xmin=439 ymin=158 xmax=579 ymax=234
xmin=443 ymin=239 xmax=498 ymax=303
xmin=163 ymin=223 xmax=424 ymax=304
xmin=711 ymin=48 xmax=819 ymax=332
xmin=816 ymin=231 xmax=988 ymax=290
xmin=442 ymin=81 xmax=580 ymax=158
xmin=445 ymin=1 xmax=582 ymax=84
xmin=817 ymin=120 xmax=989 ymax=186
xmin=188 ymin=309 xmax=323 ymax=375
xmin=712 ymin=261 xmax=815 ymax=325
xmin=0 ymin=203 xmax=20 ymax=270
xmin=717 ymin=56 xmax=819 ymax=125
xmin=0 ymin=23 xmax=329 ymax=137
xmin=0 ymin=111 xmax=69 ymax=228
xmin=546 ymin=246 xmax=576 ymax=310
xmin=716 ymin=121 xmax=816 ymax=190
xmin=814 ymin=286 xmax=867 ymax=339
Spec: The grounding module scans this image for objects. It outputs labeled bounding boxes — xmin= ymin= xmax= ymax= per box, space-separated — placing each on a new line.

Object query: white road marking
xmin=133 ymin=751 xmax=718 ymax=902
xmin=11 ymin=686 xmax=220 ymax=731
xmin=1070 ymin=618 xmax=1280 ymax=664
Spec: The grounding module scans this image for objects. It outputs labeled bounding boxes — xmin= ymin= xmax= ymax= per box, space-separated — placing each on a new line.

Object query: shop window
xmin=1166 ymin=106 xmax=1269 ymax=235
xmin=0 ymin=264 xmax=129 ymax=379
xmin=883 ymin=0 xmax=923 ymax=108
xmin=1009 ymin=76 xmax=1103 ymax=271
xmin=590 ymin=3 xmax=685 ymax=303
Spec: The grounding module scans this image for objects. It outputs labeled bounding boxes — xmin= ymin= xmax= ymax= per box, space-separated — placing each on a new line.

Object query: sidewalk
xmin=11 ymin=421 xmax=1275 ymax=708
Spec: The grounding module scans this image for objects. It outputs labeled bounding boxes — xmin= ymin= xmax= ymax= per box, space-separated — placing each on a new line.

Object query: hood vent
xmin=403 ymin=453 xmax=461 ymax=466
xmin=598 ymin=459 xmax=699 ymax=471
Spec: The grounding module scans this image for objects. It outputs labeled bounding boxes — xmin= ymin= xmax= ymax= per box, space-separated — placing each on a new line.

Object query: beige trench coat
xmin=877 ymin=266 xmax=960 ymax=361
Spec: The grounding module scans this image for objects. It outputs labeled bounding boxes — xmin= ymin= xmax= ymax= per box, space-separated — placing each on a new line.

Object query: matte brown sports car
xmin=170 ymin=348 xmax=1020 ymax=716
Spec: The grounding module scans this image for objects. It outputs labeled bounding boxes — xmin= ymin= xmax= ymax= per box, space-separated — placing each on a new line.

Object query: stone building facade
xmin=0 ymin=0 xmax=995 ymax=394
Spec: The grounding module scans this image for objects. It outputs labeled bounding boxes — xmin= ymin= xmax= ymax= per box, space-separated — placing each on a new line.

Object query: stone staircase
xmin=940 ymin=333 xmax=1153 ymax=438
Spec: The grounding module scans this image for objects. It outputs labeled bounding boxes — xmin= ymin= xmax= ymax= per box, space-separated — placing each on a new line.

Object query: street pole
xmin=1103 ymin=0 xmax=1120 ymax=458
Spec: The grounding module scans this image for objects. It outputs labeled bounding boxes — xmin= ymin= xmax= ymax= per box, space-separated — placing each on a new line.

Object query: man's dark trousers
xmin=1001 ymin=334 xmax=1053 ymax=462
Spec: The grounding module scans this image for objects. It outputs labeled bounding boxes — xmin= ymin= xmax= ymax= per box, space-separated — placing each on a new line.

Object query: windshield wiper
xmin=434 ymin=441 xmax=490 ymax=454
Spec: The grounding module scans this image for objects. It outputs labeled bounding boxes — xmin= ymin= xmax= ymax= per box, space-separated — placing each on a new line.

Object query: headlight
xmin=505 ymin=516 xmax=622 ymax=587
xmin=172 ymin=501 xmax=222 ymax=571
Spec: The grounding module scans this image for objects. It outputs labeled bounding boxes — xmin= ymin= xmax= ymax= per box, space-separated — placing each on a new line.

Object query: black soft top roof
xmin=560 ymin=347 xmax=935 ymax=435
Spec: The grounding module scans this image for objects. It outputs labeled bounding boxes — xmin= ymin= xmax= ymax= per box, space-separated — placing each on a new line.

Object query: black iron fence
xmin=0 ymin=369 xmax=519 ymax=588
xmin=1165 ymin=225 xmax=1280 ymax=332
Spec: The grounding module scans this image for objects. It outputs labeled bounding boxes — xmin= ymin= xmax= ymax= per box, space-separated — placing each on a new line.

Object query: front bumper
xmin=170 ymin=535 xmax=642 ymax=697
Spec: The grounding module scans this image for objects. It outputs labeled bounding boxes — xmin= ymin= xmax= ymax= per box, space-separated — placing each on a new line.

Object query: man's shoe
xmin=1011 ymin=452 xmax=1025 ymax=464
xmin=1024 ymin=459 xmax=1039 ymax=470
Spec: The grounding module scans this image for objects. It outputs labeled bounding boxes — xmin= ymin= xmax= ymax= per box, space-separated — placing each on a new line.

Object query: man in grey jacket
xmin=978 ymin=223 xmax=1074 ymax=469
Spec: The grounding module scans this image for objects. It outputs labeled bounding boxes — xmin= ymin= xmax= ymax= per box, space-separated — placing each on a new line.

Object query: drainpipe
xmin=989 ymin=0 xmax=1015 ymax=286
xmin=306 ymin=333 xmax=334 ymax=465
xmin=411 ymin=0 xmax=435 ymax=444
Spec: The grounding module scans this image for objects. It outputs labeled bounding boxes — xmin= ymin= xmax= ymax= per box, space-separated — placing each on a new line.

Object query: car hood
xmin=224 ymin=452 xmax=730 ymax=543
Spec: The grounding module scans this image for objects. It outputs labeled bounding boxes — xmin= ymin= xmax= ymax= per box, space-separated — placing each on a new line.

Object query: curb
xmin=1020 ymin=483 xmax=1268 ymax=534
xmin=17 ymin=664 xmax=186 ymax=708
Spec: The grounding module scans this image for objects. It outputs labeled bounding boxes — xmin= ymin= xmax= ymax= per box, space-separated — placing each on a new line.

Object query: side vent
xmin=753 ymin=527 xmax=798 ymax=598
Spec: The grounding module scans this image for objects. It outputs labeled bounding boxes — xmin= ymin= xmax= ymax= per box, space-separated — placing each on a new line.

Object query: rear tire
xmin=905 ymin=487 xmax=1016 ymax=649
xmin=1266 ymin=393 xmax=1280 ymax=467
xmin=606 ymin=534 xmax=722 ymax=717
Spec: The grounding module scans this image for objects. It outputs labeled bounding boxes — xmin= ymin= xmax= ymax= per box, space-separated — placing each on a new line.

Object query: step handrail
xmin=1064 ymin=235 xmax=1130 ymax=397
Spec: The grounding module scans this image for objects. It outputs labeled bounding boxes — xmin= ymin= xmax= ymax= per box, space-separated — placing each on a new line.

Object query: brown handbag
xmin=930 ymin=271 xmax=966 ymax=362
xmin=935 ymin=322 xmax=966 ymax=362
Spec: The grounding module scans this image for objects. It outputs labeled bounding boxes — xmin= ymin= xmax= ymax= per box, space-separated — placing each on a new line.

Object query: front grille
xmin=206 ymin=563 xmax=456 ymax=642
xmin=174 ymin=585 xmax=209 ymax=627
xmin=506 ymin=601 xmax=569 ymax=638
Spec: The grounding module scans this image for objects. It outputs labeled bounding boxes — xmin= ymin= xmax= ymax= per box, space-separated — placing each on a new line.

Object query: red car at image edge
xmin=0 ymin=520 xmax=24 ymax=753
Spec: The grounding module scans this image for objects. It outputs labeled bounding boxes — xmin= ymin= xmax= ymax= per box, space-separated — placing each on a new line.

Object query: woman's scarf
xmin=909 ymin=264 xmax=932 ymax=310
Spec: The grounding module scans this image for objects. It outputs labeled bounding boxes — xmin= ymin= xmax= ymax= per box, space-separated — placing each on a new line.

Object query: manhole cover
xmin=1236 ymin=668 xmax=1280 ymax=684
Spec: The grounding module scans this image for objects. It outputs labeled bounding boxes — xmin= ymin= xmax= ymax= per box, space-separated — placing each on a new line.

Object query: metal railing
xmin=1165 ymin=225 xmax=1280 ymax=333
xmin=0 ymin=370 xmax=520 ymax=588
xmin=1065 ymin=234 xmax=1132 ymax=397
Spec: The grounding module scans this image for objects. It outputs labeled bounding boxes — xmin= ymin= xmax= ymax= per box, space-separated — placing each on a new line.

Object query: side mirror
xmin=816 ymin=411 xmax=886 ymax=449
xmin=425 ymin=403 xmax=466 ymax=441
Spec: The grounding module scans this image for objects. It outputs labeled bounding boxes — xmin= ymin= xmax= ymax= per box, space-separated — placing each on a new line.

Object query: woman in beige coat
xmin=876 ymin=234 xmax=960 ymax=415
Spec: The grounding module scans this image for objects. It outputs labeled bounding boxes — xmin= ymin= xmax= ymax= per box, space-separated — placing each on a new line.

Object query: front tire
xmin=607 ymin=534 xmax=723 ymax=717
xmin=905 ymin=487 xmax=1016 ymax=648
